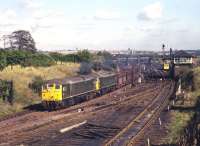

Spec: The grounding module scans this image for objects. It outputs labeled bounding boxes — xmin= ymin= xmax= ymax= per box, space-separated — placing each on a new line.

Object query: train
xmin=41 ymin=67 xmax=137 ymax=110
xmin=163 ymin=63 xmax=170 ymax=70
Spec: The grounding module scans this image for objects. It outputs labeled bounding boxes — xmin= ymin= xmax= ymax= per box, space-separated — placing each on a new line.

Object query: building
xmin=173 ymin=50 xmax=194 ymax=65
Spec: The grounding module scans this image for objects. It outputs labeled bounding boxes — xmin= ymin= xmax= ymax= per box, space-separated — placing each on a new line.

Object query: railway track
xmin=19 ymin=82 xmax=165 ymax=146
xmin=127 ymin=82 xmax=175 ymax=146
xmin=0 ymin=81 xmax=170 ymax=146
xmin=0 ymin=82 xmax=154 ymax=130
xmin=104 ymin=81 xmax=175 ymax=146
xmin=21 ymin=86 xmax=160 ymax=146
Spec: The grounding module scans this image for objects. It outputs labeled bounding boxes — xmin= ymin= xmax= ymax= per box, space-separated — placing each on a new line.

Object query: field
xmin=0 ymin=63 xmax=79 ymax=117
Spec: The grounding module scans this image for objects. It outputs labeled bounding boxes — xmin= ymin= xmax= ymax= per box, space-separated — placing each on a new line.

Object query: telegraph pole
xmin=162 ymin=44 xmax=166 ymax=61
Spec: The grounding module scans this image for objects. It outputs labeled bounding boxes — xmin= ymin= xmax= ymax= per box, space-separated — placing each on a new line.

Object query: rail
xmin=104 ymin=81 xmax=174 ymax=146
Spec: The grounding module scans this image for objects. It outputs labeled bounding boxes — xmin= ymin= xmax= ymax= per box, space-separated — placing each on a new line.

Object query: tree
xmin=0 ymin=51 xmax=7 ymax=70
xmin=77 ymin=50 xmax=92 ymax=62
xmin=62 ymin=54 xmax=78 ymax=63
xmin=23 ymin=53 xmax=55 ymax=67
xmin=49 ymin=52 xmax=63 ymax=64
xmin=97 ymin=51 xmax=112 ymax=60
xmin=6 ymin=50 xmax=28 ymax=69
xmin=9 ymin=30 xmax=36 ymax=52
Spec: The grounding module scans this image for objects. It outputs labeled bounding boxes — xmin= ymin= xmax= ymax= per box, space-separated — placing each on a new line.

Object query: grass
xmin=0 ymin=100 xmax=23 ymax=117
xmin=0 ymin=63 xmax=79 ymax=117
xmin=166 ymin=111 xmax=194 ymax=144
xmin=166 ymin=66 xmax=200 ymax=144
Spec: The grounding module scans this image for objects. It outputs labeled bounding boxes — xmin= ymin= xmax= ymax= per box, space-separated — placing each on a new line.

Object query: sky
xmin=0 ymin=0 xmax=199 ymax=51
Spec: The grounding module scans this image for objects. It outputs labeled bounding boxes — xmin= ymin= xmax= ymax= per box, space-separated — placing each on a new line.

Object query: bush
xmin=0 ymin=51 xmax=7 ymax=70
xmin=49 ymin=52 xmax=63 ymax=63
xmin=23 ymin=53 xmax=55 ymax=67
xmin=62 ymin=54 xmax=79 ymax=62
xmin=29 ymin=76 xmax=44 ymax=94
xmin=0 ymin=80 xmax=13 ymax=103
xmin=49 ymin=52 xmax=79 ymax=63
xmin=179 ymin=67 xmax=194 ymax=91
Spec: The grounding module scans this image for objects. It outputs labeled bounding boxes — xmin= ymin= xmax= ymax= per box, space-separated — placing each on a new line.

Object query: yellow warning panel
xmin=95 ymin=78 xmax=100 ymax=91
xmin=163 ymin=63 xmax=170 ymax=70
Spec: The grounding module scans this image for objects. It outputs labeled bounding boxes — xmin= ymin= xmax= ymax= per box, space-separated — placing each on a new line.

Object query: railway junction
xmin=0 ymin=62 xmax=176 ymax=146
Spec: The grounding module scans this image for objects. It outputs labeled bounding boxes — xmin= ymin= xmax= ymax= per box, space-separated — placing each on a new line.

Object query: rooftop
xmin=174 ymin=50 xmax=193 ymax=58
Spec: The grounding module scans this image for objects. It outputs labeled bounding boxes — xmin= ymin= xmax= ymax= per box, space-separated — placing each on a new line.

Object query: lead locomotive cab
xmin=41 ymin=82 xmax=63 ymax=109
xmin=42 ymin=83 xmax=62 ymax=101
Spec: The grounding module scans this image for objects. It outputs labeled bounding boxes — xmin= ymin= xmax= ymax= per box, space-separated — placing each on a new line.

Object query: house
xmin=173 ymin=50 xmax=194 ymax=65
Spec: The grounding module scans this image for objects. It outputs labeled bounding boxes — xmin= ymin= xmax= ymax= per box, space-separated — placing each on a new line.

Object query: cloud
xmin=19 ymin=0 xmax=43 ymax=9
xmin=18 ymin=0 xmax=67 ymax=33
xmin=17 ymin=0 xmax=61 ymax=32
xmin=33 ymin=13 xmax=67 ymax=34
xmin=94 ymin=9 xmax=121 ymax=20
xmin=1 ymin=0 xmax=198 ymax=51
xmin=137 ymin=2 xmax=163 ymax=21
xmin=32 ymin=9 xmax=64 ymax=20
xmin=0 ymin=9 xmax=18 ymax=27
xmin=0 ymin=0 xmax=68 ymax=49
xmin=30 ymin=9 xmax=66 ymax=31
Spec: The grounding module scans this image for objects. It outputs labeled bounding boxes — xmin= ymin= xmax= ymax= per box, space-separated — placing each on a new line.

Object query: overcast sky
xmin=0 ymin=0 xmax=199 ymax=51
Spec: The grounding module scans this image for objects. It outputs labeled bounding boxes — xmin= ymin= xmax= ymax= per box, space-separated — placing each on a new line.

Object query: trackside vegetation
xmin=0 ymin=50 xmax=86 ymax=69
xmin=0 ymin=48 xmax=114 ymax=117
xmin=0 ymin=63 xmax=80 ymax=117
xmin=165 ymin=66 xmax=200 ymax=144
xmin=0 ymin=49 xmax=112 ymax=69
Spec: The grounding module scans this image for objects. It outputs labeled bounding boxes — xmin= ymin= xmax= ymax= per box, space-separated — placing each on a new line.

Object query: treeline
xmin=0 ymin=50 xmax=56 ymax=70
xmin=0 ymin=49 xmax=114 ymax=70
xmin=0 ymin=50 xmax=89 ymax=70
